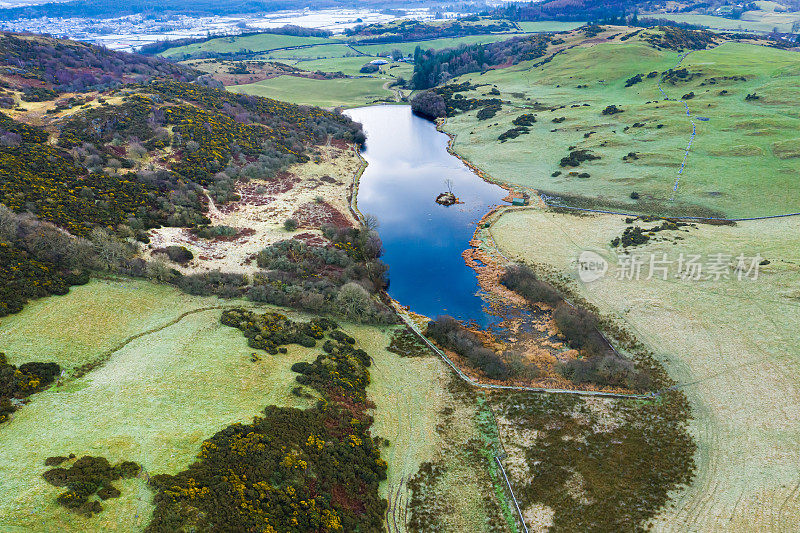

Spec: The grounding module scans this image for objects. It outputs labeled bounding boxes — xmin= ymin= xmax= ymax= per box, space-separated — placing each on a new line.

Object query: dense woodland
xmin=495 ymin=0 xmax=652 ymax=22
xmin=411 ymin=34 xmax=550 ymax=89
xmin=345 ymin=17 xmax=516 ymax=44
xmin=146 ymin=309 xmax=387 ymax=533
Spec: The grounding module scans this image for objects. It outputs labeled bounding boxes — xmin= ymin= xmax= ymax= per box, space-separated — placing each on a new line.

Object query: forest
xmin=494 ymin=0 xmax=650 ymax=22
xmin=411 ymin=34 xmax=550 ymax=89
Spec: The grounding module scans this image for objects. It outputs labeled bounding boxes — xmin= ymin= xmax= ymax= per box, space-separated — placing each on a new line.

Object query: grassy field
xmin=364 ymin=327 xmax=520 ymax=532
xmin=488 ymin=207 xmax=800 ymax=531
xmin=646 ymin=11 xmax=800 ymax=33
xmin=227 ymin=74 xmax=395 ymax=108
xmin=351 ymin=33 xmax=528 ymax=57
xmin=515 ymin=21 xmax=587 ymax=32
xmin=159 ymin=33 xmax=337 ymax=59
xmin=0 ymin=280 xmax=516 ymax=532
xmin=0 ymin=279 xmax=223 ymax=371
xmin=256 ymin=43 xmax=356 ymax=60
xmin=362 ymin=328 xmax=444 ymax=500
xmin=282 ymin=56 xmax=414 ymax=80
xmin=0 ymin=279 xmax=323 ymax=532
xmin=444 ymin=38 xmax=800 ymax=218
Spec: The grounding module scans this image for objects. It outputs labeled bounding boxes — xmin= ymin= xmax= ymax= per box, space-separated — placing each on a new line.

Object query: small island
xmin=435 ymin=179 xmax=458 ymax=205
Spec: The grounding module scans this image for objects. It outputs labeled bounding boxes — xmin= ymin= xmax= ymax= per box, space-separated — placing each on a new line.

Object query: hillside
xmin=0 ymin=32 xmax=199 ymax=98
xmin=0 ymin=32 xmax=366 ymax=316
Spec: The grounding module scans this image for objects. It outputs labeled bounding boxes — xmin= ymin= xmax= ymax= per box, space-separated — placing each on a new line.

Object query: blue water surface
xmin=345 ymin=105 xmax=507 ymax=326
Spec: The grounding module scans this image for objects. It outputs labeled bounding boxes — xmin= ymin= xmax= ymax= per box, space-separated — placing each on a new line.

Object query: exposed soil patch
xmin=292 ymin=200 xmax=352 ymax=229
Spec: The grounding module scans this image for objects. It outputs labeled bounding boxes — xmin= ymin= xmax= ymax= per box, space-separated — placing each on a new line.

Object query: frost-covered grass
xmin=490 ymin=208 xmax=800 ymax=531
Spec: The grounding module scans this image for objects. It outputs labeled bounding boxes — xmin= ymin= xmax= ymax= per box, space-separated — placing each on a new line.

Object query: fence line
xmin=495 ymin=455 xmax=530 ymax=533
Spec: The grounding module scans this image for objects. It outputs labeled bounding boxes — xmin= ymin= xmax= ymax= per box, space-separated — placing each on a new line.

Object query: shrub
xmin=476 ymin=104 xmax=501 ymax=121
xmin=601 ymin=105 xmax=623 ymax=115
xmin=283 ymin=218 xmax=299 ymax=231
xmin=42 ymin=455 xmax=140 ymax=517
xmin=553 ymin=302 xmax=608 ymax=357
xmin=501 ymin=264 xmax=562 ymax=307
xmin=410 ymin=90 xmax=446 ymax=120
xmin=147 ymin=317 xmax=386 ymax=533
xmin=560 ymin=149 xmax=600 ymax=167
xmin=335 ymin=282 xmax=375 ymax=322
xmin=498 ymin=126 xmax=529 ymax=142
xmin=425 ymin=316 xmax=510 ymax=380
xmin=162 ymin=245 xmax=193 ymax=264
xmin=221 ymin=308 xmax=338 ymax=354
xmin=512 ymin=113 xmax=536 ymax=126
xmin=190 ymin=224 xmax=238 ymax=239
xmin=172 ymin=271 xmax=246 ymax=297
xmin=360 ymin=63 xmax=380 ymax=73
xmin=1 ymin=352 xmax=60 ymax=423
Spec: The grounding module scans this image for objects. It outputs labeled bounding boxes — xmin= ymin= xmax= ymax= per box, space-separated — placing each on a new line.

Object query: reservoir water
xmin=345 ymin=105 xmax=508 ymax=326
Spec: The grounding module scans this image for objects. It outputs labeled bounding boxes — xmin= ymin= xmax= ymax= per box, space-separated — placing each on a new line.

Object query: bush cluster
xmin=501 ymin=263 xmax=651 ymax=390
xmin=386 ymin=328 xmax=432 ymax=358
xmin=42 ymin=455 xmax=140 ymax=517
xmin=221 ymin=308 xmax=339 ymax=353
xmin=346 ymin=18 xmax=514 ymax=44
xmin=190 ymin=224 xmax=238 ymax=239
xmin=0 ymin=352 xmax=60 ymax=423
xmin=512 ymin=113 xmax=537 ymax=127
xmin=249 ymin=227 xmax=395 ymax=324
xmin=560 ymin=149 xmax=600 ymax=167
xmin=0 ymin=206 xmax=94 ymax=316
xmin=146 ymin=316 xmax=387 ymax=533
xmin=410 ymin=90 xmax=446 ymax=120
xmin=644 ymin=26 xmax=717 ymax=51
xmin=501 ymin=264 xmax=561 ymax=306
xmin=425 ymin=316 xmax=511 ymax=380
xmin=498 ymin=126 xmax=529 ymax=142
xmin=0 ymin=32 xmax=198 ymax=95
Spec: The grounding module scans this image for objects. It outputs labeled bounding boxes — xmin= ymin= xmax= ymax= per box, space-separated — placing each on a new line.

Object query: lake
xmin=345 ymin=105 xmax=508 ymax=326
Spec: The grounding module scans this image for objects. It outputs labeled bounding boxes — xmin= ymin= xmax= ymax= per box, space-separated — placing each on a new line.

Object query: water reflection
xmin=345 ymin=105 xmax=507 ymax=326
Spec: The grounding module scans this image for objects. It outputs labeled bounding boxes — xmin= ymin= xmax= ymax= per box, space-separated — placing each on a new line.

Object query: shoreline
xmin=347 ymin=108 xmax=642 ymax=397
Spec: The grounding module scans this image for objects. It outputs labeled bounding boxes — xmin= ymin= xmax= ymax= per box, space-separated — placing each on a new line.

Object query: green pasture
xmin=444 ymin=39 xmax=800 ymax=218
xmin=515 ymin=21 xmax=587 ymax=32
xmin=0 ymin=279 xmax=466 ymax=532
xmin=257 ymin=42 xmax=356 ymax=60
xmin=286 ymin=56 xmax=412 ymax=79
xmin=227 ymin=74 xmax=395 ymax=108
xmin=351 ymin=33 xmax=527 ymax=57
xmin=644 ymin=11 xmax=800 ymax=33
xmin=160 ymin=33 xmax=337 ymax=58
